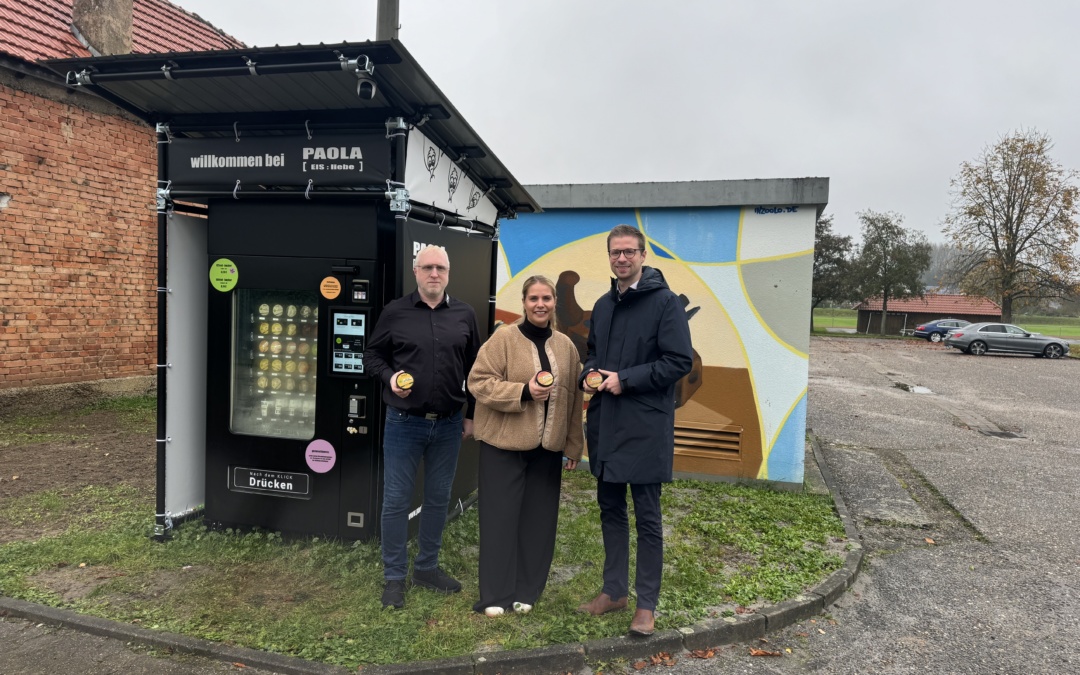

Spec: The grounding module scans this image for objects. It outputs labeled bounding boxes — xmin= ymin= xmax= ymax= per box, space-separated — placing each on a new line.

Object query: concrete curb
xmin=0 ymin=596 xmax=348 ymax=675
xmin=0 ymin=440 xmax=864 ymax=674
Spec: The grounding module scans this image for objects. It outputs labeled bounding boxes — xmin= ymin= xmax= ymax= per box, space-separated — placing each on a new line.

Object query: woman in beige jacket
xmin=468 ymin=275 xmax=584 ymax=617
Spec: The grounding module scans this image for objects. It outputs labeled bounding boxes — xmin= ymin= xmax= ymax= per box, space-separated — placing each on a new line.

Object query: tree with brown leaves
xmin=943 ymin=129 xmax=1080 ymax=323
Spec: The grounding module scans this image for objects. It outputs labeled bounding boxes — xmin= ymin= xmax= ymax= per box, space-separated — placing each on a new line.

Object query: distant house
xmin=854 ymin=294 xmax=1002 ymax=335
xmin=0 ymin=0 xmax=242 ymax=391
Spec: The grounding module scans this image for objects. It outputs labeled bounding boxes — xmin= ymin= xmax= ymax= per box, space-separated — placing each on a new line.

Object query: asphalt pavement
xmin=3 ymin=337 xmax=1079 ymax=673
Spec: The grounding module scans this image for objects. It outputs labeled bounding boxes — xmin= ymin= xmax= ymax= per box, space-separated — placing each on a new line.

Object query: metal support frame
xmin=153 ymin=125 xmax=171 ymax=542
xmin=385 ymin=181 xmax=411 ymax=217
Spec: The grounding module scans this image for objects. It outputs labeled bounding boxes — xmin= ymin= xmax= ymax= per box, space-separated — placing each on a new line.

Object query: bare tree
xmin=943 ymin=129 xmax=1080 ymax=323
xmin=852 ymin=210 xmax=931 ymax=335
xmin=811 ymin=213 xmax=855 ymax=331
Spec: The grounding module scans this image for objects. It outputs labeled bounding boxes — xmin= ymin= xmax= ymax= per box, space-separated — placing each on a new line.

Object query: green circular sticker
xmin=210 ymin=258 xmax=239 ymax=292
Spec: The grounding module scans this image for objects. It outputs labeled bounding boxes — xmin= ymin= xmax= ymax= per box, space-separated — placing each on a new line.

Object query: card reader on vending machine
xmin=329 ymin=306 xmax=371 ymax=439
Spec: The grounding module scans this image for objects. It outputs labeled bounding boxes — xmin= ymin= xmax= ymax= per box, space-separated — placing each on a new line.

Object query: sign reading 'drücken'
xmin=168 ymin=134 xmax=391 ymax=187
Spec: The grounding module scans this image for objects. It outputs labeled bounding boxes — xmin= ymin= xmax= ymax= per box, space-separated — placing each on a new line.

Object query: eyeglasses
xmin=608 ymin=248 xmax=643 ymax=259
xmin=417 ymin=264 xmax=449 ymax=274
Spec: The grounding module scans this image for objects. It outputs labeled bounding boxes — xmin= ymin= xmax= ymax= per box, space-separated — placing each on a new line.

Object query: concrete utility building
xmin=500 ymin=179 xmax=829 ymax=487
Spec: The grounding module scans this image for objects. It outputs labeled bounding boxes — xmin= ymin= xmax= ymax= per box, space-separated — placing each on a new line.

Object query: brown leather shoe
xmin=629 ymin=608 xmax=655 ymax=636
xmin=576 ymin=592 xmax=628 ymax=615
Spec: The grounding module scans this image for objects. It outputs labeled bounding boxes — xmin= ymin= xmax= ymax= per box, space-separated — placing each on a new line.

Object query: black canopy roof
xmin=43 ymin=40 xmax=538 ymax=216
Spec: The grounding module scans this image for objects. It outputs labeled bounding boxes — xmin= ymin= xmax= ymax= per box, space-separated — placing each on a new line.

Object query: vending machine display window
xmin=230 ymin=290 xmax=319 ymax=440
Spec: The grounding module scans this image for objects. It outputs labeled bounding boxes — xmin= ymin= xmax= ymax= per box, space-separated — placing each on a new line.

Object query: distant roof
xmin=856 ymin=294 xmax=1001 ymax=315
xmin=526 ymin=178 xmax=830 ymax=210
xmin=0 ymin=0 xmax=243 ymax=63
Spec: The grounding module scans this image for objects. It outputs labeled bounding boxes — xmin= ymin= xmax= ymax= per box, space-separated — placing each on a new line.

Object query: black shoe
xmin=410 ymin=566 xmax=462 ymax=594
xmin=382 ymin=579 xmax=406 ymax=609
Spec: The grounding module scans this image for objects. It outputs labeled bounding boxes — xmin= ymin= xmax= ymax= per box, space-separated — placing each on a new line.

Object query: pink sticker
xmin=305 ymin=439 xmax=336 ymax=473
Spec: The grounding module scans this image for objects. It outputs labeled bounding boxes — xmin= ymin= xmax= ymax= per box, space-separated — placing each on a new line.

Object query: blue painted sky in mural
xmin=767 ymin=396 xmax=807 ymax=483
xmin=637 ymin=208 xmax=741 ymax=264
xmin=505 ymin=208 xmax=742 ymax=274
xmin=505 ymin=210 xmax=635 ymax=275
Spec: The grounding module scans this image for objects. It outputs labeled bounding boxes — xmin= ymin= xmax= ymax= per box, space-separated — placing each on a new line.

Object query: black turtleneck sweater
xmin=518 ymin=319 xmax=552 ymax=402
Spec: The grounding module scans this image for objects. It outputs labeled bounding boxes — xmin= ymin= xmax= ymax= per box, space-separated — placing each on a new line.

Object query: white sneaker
xmin=484 ymin=606 xmax=505 ymax=617
xmin=512 ymin=602 xmax=533 ymax=614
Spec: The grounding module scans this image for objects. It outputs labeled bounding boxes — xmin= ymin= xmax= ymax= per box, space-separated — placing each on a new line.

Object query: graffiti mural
xmin=495 ymin=205 xmax=814 ymax=485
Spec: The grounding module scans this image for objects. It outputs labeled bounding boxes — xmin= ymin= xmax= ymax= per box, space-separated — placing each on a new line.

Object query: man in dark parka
xmin=577 ymin=224 xmax=693 ymax=636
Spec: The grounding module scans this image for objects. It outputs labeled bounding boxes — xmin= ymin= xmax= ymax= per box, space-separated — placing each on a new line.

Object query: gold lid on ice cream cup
xmin=535 ymin=370 xmax=554 ymax=387
xmin=395 ymin=372 xmax=415 ymax=390
xmin=585 ymin=370 xmax=604 ymax=389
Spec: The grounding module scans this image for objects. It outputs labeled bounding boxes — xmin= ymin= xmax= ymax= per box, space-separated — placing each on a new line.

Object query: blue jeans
xmin=380 ymin=406 xmax=463 ymax=581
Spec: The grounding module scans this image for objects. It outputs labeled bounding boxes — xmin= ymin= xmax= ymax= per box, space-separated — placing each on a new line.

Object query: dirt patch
xmin=28 ymin=565 xmax=127 ymax=604
xmin=0 ymin=405 xmax=155 ymax=543
xmin=0 ymin=411 xmax=155 ymax=502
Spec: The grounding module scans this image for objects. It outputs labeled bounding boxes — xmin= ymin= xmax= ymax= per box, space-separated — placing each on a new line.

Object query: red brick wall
xmin=0 ymin=81 xmax=157 ymax=389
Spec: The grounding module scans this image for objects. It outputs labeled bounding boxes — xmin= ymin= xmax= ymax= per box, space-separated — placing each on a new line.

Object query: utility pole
xmin=376 ymin=0 xmax=400 ymax=40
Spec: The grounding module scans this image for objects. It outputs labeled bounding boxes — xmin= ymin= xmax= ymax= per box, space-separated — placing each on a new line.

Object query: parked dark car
xmin=943 ymin=322 xmax=1071 ymax=359
xmin=913 ymin=318 xmax=970 ymax=343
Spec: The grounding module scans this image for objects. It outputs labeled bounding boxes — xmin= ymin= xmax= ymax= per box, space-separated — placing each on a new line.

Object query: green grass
xmin=1010 ymin=318 xmax=1080 ymax=339
xmin=811 ymin=308 xmax=1080 ymax=338
xmin=0 ymin=469 xmax=845 ymax=668
xmin=812 ymin=308 xmax=858 ymax=330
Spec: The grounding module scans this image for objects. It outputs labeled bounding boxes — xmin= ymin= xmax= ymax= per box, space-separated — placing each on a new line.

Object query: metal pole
xmin=153 ymin=126 xmax=170 ymax=541
xmin=377 ymin=0 xmax=400 ymax=40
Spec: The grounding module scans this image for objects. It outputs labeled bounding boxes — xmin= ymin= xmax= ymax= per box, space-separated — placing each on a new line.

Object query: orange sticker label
xmin=320 ymin=276 xmax=342 ymax=300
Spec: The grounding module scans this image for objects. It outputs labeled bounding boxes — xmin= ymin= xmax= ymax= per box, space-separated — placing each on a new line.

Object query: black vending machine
xmin=42 ymin=41 xmax=538 ymax=540
xmin=204 ymin=200 xmax=492 ymax=540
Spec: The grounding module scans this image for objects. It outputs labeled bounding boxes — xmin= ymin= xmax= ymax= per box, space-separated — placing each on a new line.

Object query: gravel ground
xmin=662 ymin=337 xmax=1080 ymax=674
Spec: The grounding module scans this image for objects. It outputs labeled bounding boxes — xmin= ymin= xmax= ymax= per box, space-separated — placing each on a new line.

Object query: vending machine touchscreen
xmin=329 ymin=309 xmax=368 ymax=376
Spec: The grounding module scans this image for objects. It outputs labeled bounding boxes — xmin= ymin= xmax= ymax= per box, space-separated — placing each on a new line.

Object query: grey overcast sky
xmin=173 ymin=0 xmax=1080 ymax=244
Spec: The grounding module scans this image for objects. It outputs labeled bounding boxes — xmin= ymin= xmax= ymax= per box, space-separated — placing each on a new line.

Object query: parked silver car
xmin=943 ymin=322 xmax=1070 ymax=359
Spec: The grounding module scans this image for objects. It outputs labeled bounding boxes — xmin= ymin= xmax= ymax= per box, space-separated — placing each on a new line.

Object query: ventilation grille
xmin=674 ymin=422 xmax=742 ymax=460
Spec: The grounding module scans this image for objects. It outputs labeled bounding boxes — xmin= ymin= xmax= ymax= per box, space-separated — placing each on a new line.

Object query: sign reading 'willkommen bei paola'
xmin=168 ymin=134 xmax=391 ymax=187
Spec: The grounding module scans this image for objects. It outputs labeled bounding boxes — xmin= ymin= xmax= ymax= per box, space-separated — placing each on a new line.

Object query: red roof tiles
xmin=856 ymin=294 xmax=1001 ymax=316
xmin=0 ymin=0 xmax=243 ymax=63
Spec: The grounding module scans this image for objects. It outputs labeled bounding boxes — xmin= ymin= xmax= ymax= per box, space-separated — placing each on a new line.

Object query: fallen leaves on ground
xmin=925 ymin=537 xmax=936 ymax=545
xmin=690 ymin=649 xmax=715 ymax=659
xmin=750 ymin=648 xmax=782 ymax=657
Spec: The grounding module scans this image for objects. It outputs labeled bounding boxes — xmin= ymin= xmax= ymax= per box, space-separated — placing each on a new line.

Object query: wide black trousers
xmin=473 ymin=441 xmax=564 ymax=612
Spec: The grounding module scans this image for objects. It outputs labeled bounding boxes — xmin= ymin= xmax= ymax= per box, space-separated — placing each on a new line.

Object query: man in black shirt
xmin=364 ymin=244 xmax=480 ymax=609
